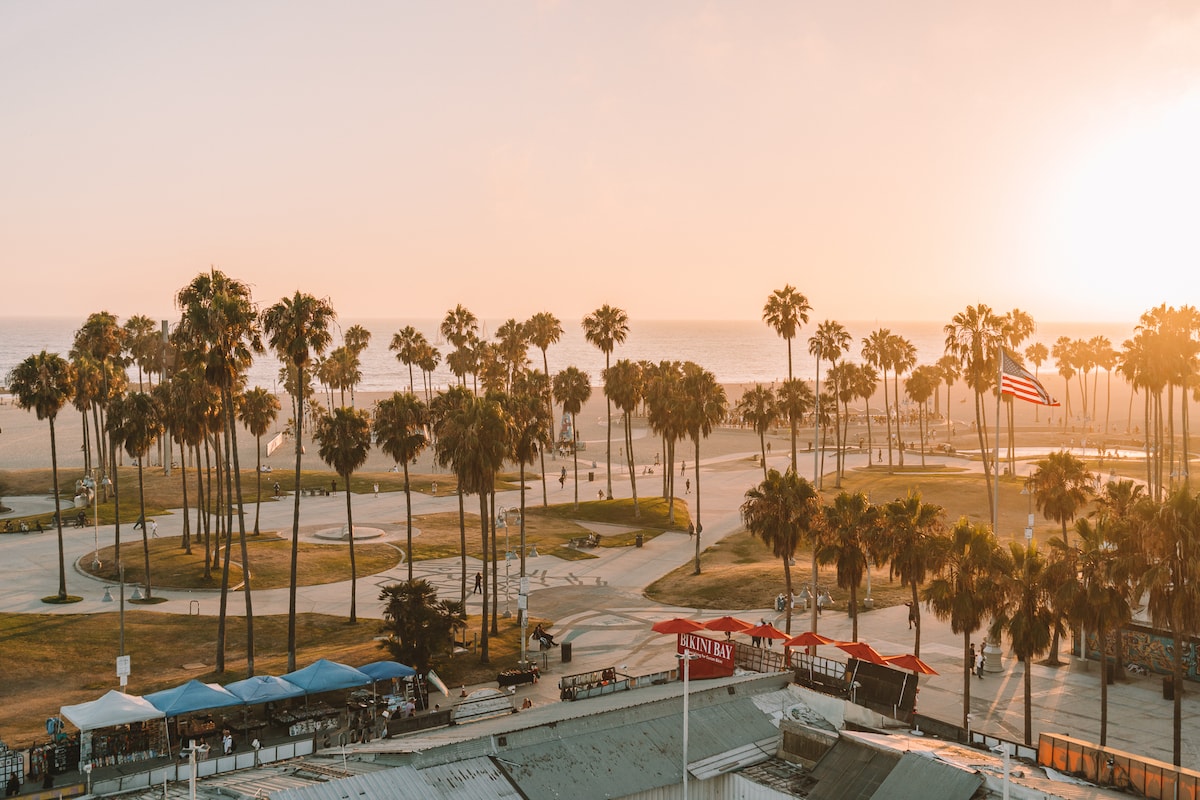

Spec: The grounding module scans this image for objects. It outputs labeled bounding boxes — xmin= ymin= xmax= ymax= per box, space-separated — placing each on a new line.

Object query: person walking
xmin=685 ymin=478 xmax=691 ymax=494
xmin=473 ymin=572 xmax=483 ymax=594
xmin=975 ymin=648 xmax=985 ymax=679
xmin=150 ymin=519 xmax=158 ymax=538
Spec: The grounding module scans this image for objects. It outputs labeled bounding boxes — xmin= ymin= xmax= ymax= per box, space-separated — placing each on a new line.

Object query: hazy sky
xmin=4 ymin=1 xmax=1200 ymax=324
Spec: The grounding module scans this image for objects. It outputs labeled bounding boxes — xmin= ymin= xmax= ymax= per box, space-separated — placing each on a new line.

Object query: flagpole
xmin=993 ymin=345 xmax=1003 ymax=533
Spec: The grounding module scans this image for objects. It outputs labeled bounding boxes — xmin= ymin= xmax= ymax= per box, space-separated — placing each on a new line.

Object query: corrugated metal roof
xmin=419 ymin=757 xmax=523 ymax=799
xmin=270 ymin=766 xmax=438 ymax=800
xmin=689 ymin=736 xmax=777 ymax=780
xmin=869 ymin=751 xmax=982 ymax=800
xmin=807 ymin=737 xmax=901 ymax=800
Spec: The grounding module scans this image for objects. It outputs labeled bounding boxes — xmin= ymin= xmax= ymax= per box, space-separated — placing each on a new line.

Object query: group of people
xmin=533 ymin=623 xmax=559 ymax=648
xmin=968 ymin=643 xmax=986 ymax=678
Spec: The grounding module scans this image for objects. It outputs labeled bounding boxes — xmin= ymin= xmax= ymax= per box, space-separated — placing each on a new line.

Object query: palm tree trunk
xmin=572 ymin=445 xmax=579 ymax=510
xmin=518 ymin=462 xmax=527 ymax=628
xmin=225 ymin=390 xmax=255 ymax=673
xmin=403 ymin=460 xmax=414 ymax=582
xmin=625 ymin=415 xmax=639 ymax=517
xmin=893 ymin=372 xmax=904 ymax=467
xmin=692 ymin=440 xmax=702 ymax=575
xmin=1173 ymin=628 xmax=1183 ymax=766
xmin=759 ymin=428 xmax=768 ymax=480
xmin=490 ymin=490 xmax=499 ymax=635
xmin=137 ymin=459 xmax=152 ymax=599
xmin=253 ymin=434 xmax=263 ymax=535
xmin=882 ymin=370 xmax=894 ymax=472
xmin=1099 ymin=623 xmax=1108 ymax=747
xmin=974 ymin=389 xmax=994 ymax=518
xmin=49 ymin=418 xmax=67 ymax=600
xmin=962 ymin=631 xmax=972 ymax=732
xmin=179 ymin=438 xmax=192 ymax=554
xmin=346 ymin=471 xmax=357 ymax=624
xmin=458 ymin=488 xmax=467 ymax=604
xmin=478 ymin=492 xmax=490 ymax=664
xmin=111 ymin=430 xmax=121 ymax=567
xmin=787 ymin=339 xmax=797 ymax=472
xmin=1024 ymin=654 xmax=1033 ymax=745
xmin=216 ymin=511 xmax=233 ymax=673
xmin=287 ymin=379 xmax=304 ymax=671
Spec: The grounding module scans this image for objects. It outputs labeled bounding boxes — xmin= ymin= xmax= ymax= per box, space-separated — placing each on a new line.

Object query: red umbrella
xmin=702 ymin=615 xmax=753 ymax=634
xmin=835 ymin=641 xmax=887 ymax=665
xmin=883 ymin=653 xmax=938 ymax=675
xmin=744 ymin=622 xmax=789 ymax=642
xmin=651 ymin=617 xmax=706 ymax=635
xmin=782 ymin=631 xmax=836 ymax=648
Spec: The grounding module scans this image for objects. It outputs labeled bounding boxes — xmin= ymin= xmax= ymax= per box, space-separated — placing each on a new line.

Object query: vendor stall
xmin=60 ymin=690 xmax=167 ymax=771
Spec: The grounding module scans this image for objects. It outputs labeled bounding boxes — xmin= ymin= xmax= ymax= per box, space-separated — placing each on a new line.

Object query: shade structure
xmin=282 ymin=659 xmax=372 ymax=693
xmin=225 ymin=675 xmax=306 ymax=704
xmin=782 ymin=631 xmax=836 ymax=648
xmin=61 ymin=690 xmax=165 ymax=731
xmin=702 ymin=615 xmax=753 ymax=634
xmin=883 ymin=653 xmax=938 ymax=675
xmin=744 ymin=622 xmax=788 ymax=641
xmin=358 ymin=660 xmax=417 ymax=681
xmin=651 ymin=617 xmax=706 ymax=635
xmin=145 ymin=679 xmax=242 ymax=716
xmin=835 ymin=641 xmax=887 ymax=665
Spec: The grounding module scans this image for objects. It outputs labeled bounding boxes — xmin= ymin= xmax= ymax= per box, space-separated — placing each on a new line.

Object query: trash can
xmin=635 ymin=533 xmax=644 ymax=548
xmin=562 ymin=641 xmax=573 ymax=663
xmin=588 ymin=471 xmax=594 ymax=482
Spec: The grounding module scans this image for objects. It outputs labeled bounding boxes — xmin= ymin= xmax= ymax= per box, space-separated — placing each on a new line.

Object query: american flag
xmin=1000 ymin=348 xmax=1059 ymax=406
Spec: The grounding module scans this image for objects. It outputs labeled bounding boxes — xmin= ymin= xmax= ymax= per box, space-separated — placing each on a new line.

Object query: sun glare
xmin=1043 ymin=89 xmax=1200 ymax=316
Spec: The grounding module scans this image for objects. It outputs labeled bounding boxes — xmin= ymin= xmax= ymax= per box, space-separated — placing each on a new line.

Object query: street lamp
xmin=497 ymin=508 xmax=512 ymax=619
xmin=90 ymin=470 xmax=101 ymax=570
xmin=1021 ymin=473 xmax=1034 ymax=542
xmin=676 ymin=650 xmax=699 ymax=800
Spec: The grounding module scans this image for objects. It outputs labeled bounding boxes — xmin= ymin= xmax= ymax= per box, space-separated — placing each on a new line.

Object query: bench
xmin=569 ymin=533 xmax=600 ymax=549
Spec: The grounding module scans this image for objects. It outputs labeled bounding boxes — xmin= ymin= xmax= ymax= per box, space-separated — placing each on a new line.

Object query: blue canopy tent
xmin=225 ymin=675 xmax=305 ymax=704
xmin=281 ymin=659 xmax=371 ymax=694
xmin=145 ymin=680 xmax=242 ymax=717
xmin=358 ymin=661 xmax=416 ymax=681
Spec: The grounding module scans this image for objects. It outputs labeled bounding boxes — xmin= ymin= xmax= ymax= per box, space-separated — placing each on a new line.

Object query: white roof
xmin=61 ymin=689 xmax=165 ymax=731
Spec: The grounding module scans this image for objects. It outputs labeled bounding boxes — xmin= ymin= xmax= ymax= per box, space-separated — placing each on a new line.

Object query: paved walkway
xmin=3 ymin=444 xmax=1197 ymax=769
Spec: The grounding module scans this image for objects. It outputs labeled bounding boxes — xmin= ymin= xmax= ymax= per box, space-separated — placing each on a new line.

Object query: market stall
xmin=60 ymin=690 xmax=167 ymax=771
xmin=145 ymin=680 xmax=242 ymax=755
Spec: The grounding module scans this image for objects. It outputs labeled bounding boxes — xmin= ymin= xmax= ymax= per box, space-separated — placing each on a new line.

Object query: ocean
xmin=0 ymin=317 xmax=1135 ymax=395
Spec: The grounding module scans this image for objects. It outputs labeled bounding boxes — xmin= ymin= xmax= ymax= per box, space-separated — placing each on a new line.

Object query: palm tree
xmin=681 ymin=363 xmax=727 ymax=575
xmin=374 ymin=392 xmax=429 ymax=582
xmin=314 ymin=406 xmax=372 ymax=623
xmin=238 ymin=387 xmax=280 ymax=535
xmin=923 ymin=518 xmax=1007 ymax=731
xmin=112 ymin=391 xmax=165 ymax=600
xmin=261 ymin=291 xmax=336 ymax=671
xmin=8 ymin=351 xmax=76 ymax=601
xmin=1053 ymin=336 xmax=1078 ymax=431
xmin=1024 ymin=342 xmax=1049 ymax=423
xmin=862 ymin=329 xmax=894 ymax=471
xmin=808 ymin=321 xmax=850 ymax=488
xmin=944 ymin=304 xmax=1006 ymax=516
xmin=74 ymin=312 xmax=126 ymax=489
xmin=777 ymin=379 xmax=814 ymax=470
xmin=1065 ymin=516 xmax=1134 ymax=746
xmin=643 ymin=361 xmax=686 ymax=517
xmin=389 ymin=325 xmax=428 ymax=394
xmin=1136 ymin=488 xmax=1200 ymax=766
xmin=604 ymin=359 xmax=643 ymax=516
xmin=1029 ymin=450 xmax=1093 ymax=549
xmin=494 ymin=318 xmax=529 ymax=389
xmin=525 ymin=312 xmax=563 ymax=505
xmin=582 ymin=304 xmax=629 ymax=500
xmin=990 ymin=541 xmax=1054 ymax=746
xmin=433 ymin=393 xmax=511 ymax=663
xmin=881 ymin=491 xmax=947 ymax=656
xmin=123 ymin=315 xmax=159 ymax=391
xmin=817 ymin=491 xmax=878 ymax=642
xmin=936 ymin=354 xmax=960 ymax=437
xmin=441 ymin=305 xmax=479 ymax=387
xmin=430 ymin=385 xmax=474 ymax=602
xmin=763 ymin=286 xmax=812 ymax=471
xmin=552 ymin=366 xmax=592 ymax=510
xmin=505 ymin=375 xmax=552 ymax=594
xmin=741 ymin=469 xmax=821 ymax=635
xmin=736 ymin=384 xmax=777 ymax=480
xmin=888 ymin=333 xmax=917 ymax=468
xmin=905 ymin=365 xmax=940 ymax=468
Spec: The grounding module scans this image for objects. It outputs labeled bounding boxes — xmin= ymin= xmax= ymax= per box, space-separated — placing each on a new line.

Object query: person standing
xmin=473 ymin=572 xmax=483 ymax=594
xmin=373 ymin=482 xmax=379 ymax=498
xmin=969 ymin=643 xmax=976 ymax=674
xmin=150 ymin=519 xmax=158 ymax=538
xmin=975 ymin=648 xmax=985 ymax=679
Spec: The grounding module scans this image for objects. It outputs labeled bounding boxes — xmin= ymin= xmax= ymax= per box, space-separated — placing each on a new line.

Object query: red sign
xmin=677 ymin=632 xmax=735 ymax=679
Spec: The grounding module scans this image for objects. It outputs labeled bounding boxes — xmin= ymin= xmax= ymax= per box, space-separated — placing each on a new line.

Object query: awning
xmin=225 ymin=675 xmax=306 ymax=704
xmin=282 ymin=659 xmax=371 ymax=693
xmin=145 ymin=680 xmax=242 ymax=716
xmin=358 ymin=661 xmax=417 ymax=681
xmin=61 ymin=690 xmax=165 ymax=731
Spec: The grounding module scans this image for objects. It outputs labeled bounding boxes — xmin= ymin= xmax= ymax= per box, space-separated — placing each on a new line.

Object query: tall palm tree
xmin=74 ymin=312 xmax=125 ymax=490
xmin=923 ymin=518 xmax=1007 ymax=731
xmin=389 ymin=325 xmax=428 ymax=394
xmin=862 ymin=329 xmax=894 ymax=470
xmin=936 ymin=354 xmax=960 ymax=437
xmin=736 ymin=384 xmax=777 ymax=480
xmin=763 ymin=286 xmax=812 ymax=471
xmin=1029 ymin=450 xmax=1093 ymax=549
xmin=177 ymin=269 xmax=263 ymax=675
xmin=604 ymin=359 xmax=643 ymax=516
xmin=433 ymin=393 xmax=511 ymax=663
xmin=374 ymin=392 xmax=429 ymax=582
xmin=1024 ymin=342 xmax=1049 ymax=423
xmin=1137 ymin=487 xmax=1200 ymax=767
xmin=8 ymin=351 xmax=76 ymax=601
xmin=314 ymin=406 xmax=372 ymax=623
xmin=643 ymin=361 xmax=686 ymax=518
xmin=1053 ymin=336 xmax=1078 ymax=431
xmin=494 ymin=318 xmax=529 ymax=390
xmin=112 ymin=391 xmax=165 ymax=600
xmin=430 ymin=385 xmax=474 ymax=602
xmin=123 ymin=314 xmax=159 ymax=391
xmin=505 ymin=375 xmax=552 ymax=596
xmin=582 ymin=304 xmax=629 ymax=500
xmin=261 ymin=291 xmax=336 ymax=671
xmin=990 ymin=541 xmax=1054 ymax=746
xmin=777 ymin=379 xmax=814 ymax=472
xmin=881 ymin=491 xmax=947 ymax=656
xmin=850 ymin=363 xmax=880 ymax=468
xmin=818 ymin=491 xmax=878 ymax=642
xmin=238 ymin=387 xmax=280 ymax=535
xmin=741 ymin=469 xmax=821 ymax=635
xmin=441 ymin=305 xmax=479 ymax=388
xmin=808 ymin=321 xmax=850 ymax=488
xmin=905 ymin=365 xmax=940 ymax=468
xmin=681 ymin=363 xmax=727 ymax=575
xmin=888 ymin=333 xmax=917 ymax=468
xmin=552 ymin=366 xmax=592 ymax=510
xmin=944 ymin=304 xmax=1005 ymax=516
xmin=1065 ymin=516 xmax=1134 ymax=747
xmin=525 ymin=312 xmax=563 ymax=505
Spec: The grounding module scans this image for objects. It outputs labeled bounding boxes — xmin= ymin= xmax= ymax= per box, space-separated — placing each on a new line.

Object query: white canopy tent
xmin=61 ymin=690 xmax=165 ymax=731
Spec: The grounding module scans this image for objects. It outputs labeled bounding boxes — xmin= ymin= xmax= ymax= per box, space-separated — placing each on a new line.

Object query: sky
xmin=4 ymin=1 xmax=1200 ymax=325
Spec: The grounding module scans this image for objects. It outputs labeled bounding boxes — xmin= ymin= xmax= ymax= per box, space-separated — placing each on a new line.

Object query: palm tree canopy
xmin=552 ymin=366 xmax=592 ymax=418
xmin=763 ymin=285 xmax=811 ymax=343
xmin=1030 ymin=450 xmax=1093 ymax=530
xmin=238 ymin=387 xmax=281 ymax=439
xmin=9 ymin=351 xmax=75 ymax=422
xmin=314 ymin=406 xmax=372 ymax=479
xmin=374 ymin=392 xmax=429 ymax=466
xmin=582 ymin=304 xmax=629 ymax=356
xmin=433 ymin=393 xmax=511 ymax=496
xmin=741 ymin=469 xmax=821 ymax=560
xmin=263 ymin=292 xmax=337 ymax=369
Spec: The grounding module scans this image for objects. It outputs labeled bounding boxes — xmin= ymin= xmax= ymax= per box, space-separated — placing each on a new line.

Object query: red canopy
xmin=883 ymin=653 xmax=938 ymax=675
xmin=651 ymin=617 xmax=706 ymax=635
xmin=835 ymin=641 xmax=887 ymax=665
xmin=782 ymin=631 xmax=836 ymax=648
xmin=745 ymin=623 xmax=789 ymax=641
xmin=703 ymin=615 xmax=753 ymax=633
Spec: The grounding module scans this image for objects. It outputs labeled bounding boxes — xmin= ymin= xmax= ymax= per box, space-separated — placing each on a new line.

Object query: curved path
xmin=3 ymin=444 xmax=1196 ymax=767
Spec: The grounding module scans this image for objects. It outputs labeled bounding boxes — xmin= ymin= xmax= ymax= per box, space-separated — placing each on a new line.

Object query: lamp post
xmin=676 ymin=650 xmax=699 ymax=800
xmin=497 ymin=508 xmax=511 ymax=618
xmin=1021 ymin=472 xmax=1034 ymax=542
xmin=90 ymin=470 xmax=101 ymax=570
